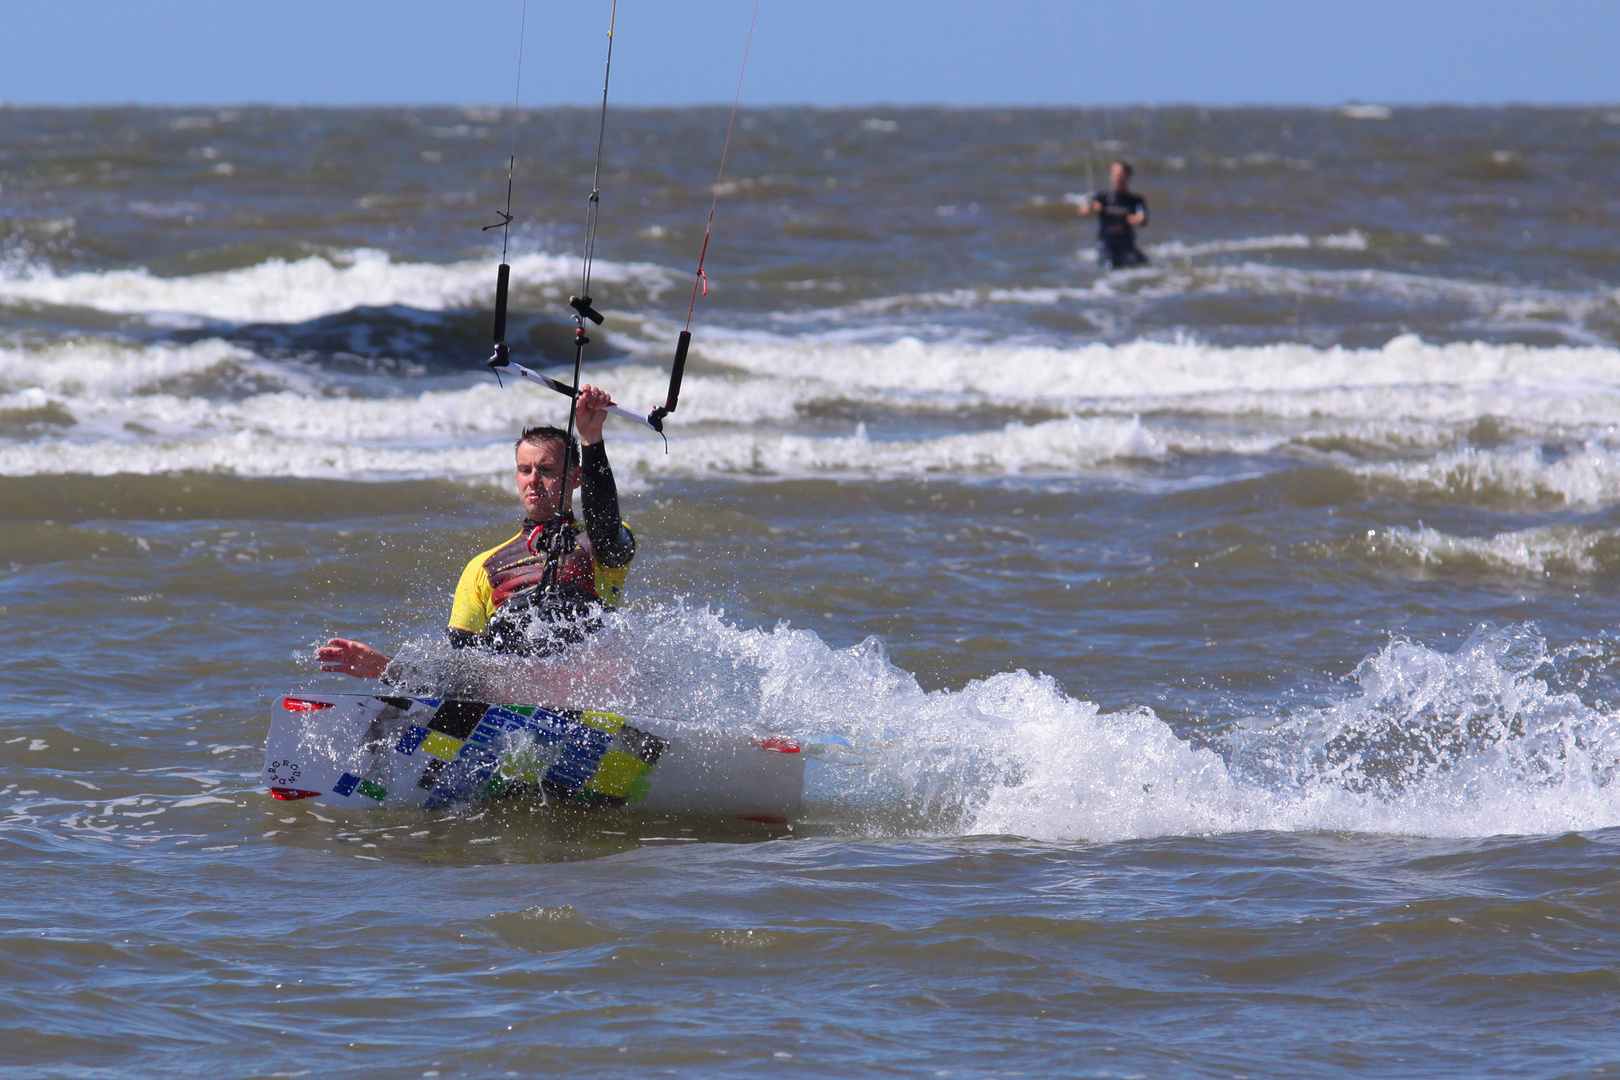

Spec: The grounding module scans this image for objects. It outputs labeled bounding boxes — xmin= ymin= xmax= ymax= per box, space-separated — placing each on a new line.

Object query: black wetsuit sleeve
xmin=446 ymin=627 xmax=482 ymax=649
xmin=580 ymin=441 xmax=635 ymax=567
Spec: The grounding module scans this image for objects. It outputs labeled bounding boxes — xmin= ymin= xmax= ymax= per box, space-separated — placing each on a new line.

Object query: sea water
xmin=2 ymin=104 xmax=1619 ymax=1078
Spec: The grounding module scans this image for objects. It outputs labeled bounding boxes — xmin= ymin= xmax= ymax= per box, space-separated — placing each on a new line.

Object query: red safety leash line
xmin=683 ymin=0 xmax=760 ymax=332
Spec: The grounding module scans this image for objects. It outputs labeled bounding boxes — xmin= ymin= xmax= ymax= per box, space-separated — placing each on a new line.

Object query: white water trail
xmin=397 ymin=608 xmax=1620 ymax=843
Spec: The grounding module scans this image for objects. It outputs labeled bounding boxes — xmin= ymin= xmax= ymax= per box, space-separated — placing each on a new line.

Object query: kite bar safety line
xmin=486 ymin=0 xmax=617 ymax=427
xmin=647 ymin=0 xmax=761 ymax=435
xmin=484 ymin=0 xmax=761 ymax=454
xmin=483 ymin=0 xmax=530 ymax=386
xmin=531 ymin=0 xmax=618 ymax=590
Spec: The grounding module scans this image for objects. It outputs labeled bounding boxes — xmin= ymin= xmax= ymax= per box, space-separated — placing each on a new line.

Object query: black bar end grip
xmin=665 ymin=330 xmax=690 ymax=410
xmin=492 ymin=263 xmax=510 ymax=344
xmin=648 ymin=330 xmax=692 ymax=432
xmin=569 ymin=294 xmax=605 ymax=325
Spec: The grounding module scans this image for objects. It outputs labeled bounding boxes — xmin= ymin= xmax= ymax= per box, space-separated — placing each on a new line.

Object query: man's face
xmin=515 ymin=440 xmax=578 ymax=520
xmin=1110 ymin=162 xmax=1131 ymax=191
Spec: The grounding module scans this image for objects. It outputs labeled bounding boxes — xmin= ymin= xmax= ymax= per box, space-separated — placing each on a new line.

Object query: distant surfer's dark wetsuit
xmin=446 ymin=442 xmax=635 ymax=657
xmin=1092 ymin=190 xmax=1148 ymax=269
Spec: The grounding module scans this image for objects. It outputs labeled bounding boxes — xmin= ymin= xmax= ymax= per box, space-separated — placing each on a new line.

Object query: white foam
xmin=1356 ymin=443 xmax=1620 ymax=508
xmin=21 ymin=332 xmax=1620 ymax=430
xmin=0 ymin=248 xmax=677 ymax=324
xmin=702 ymin=332 xmax=1620 ymax=421
xmin=558 ymin=608 xmax=1620 ymax=841
xmin=0 ymin=415 xmax=1177 ymax=485
xmin=0 ymin=338 xmax=290 ymax=399
xmin=0 ymin=431 xmax=513 ymax=484
xmin=0 ymin=338 xmax=793 ymax=456
xmin=6 ymin=332 xmax=1620 ymax=488
xmin=1217 ymin=626 xmax=1620 ymax=836
xmin=1371 ymin=524 xmax=1616 ymax=576
xmin=1149 ymin=230 xmax=1369 ymax=259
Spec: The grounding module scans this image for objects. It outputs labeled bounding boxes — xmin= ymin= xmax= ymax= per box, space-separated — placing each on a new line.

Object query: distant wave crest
xmin=0 ymin=248 xmax=677 ymax=325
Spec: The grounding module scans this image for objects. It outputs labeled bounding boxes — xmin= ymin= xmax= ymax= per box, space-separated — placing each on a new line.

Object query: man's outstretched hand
xmin=316 ymin=638 xmax=391 ymax=680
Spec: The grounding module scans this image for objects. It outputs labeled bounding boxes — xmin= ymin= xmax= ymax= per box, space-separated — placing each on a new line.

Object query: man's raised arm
xmin=574 ymin=385 xmax=636 ymax=568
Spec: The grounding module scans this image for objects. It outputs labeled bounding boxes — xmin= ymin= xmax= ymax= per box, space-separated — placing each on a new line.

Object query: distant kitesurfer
xmin=316 ymin=384 xmax=634 ymax=679
xmin=1078 ymin=160 xmax=1149 ymax=269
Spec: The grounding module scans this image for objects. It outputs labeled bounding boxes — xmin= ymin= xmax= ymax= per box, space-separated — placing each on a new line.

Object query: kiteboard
xmin=263 ymin=694 xmax=804 ymax=822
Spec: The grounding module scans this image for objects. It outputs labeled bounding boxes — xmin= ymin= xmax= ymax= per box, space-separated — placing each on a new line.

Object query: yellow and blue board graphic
xmin=267 ymin=692 xmax=809 ymax=820
xmin=315 ymin=696 xmax=667 ymax=810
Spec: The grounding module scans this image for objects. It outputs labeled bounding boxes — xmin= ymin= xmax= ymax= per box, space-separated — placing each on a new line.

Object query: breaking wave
xmin=1355 ymin=444 xmax=1620 ymax=509
xmin=2 ymin=334 xmax=1618 ymax=500
xmin=0 ymin=248 xmax=677 ymax=325
xmin=695 ymin=332 xmax=1620 ymax=414
xmin=1367 ymin=523 xmax=1620 ymax=577
xmin=2 ymin=274 xmax=1619 ymax=499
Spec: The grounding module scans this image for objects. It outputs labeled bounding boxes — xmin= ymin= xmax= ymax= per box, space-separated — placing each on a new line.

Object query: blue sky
xmin=2 ymin=0 xmax=1616 ymax=107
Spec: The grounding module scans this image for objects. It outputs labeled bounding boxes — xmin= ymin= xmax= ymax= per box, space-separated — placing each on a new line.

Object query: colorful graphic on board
xmin=262 ymin=693 xmax=805 ymax=819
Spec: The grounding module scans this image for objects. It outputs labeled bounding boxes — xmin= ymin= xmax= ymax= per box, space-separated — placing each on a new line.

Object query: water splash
xmin=389 ymin=607 xmax=1620 ymax=842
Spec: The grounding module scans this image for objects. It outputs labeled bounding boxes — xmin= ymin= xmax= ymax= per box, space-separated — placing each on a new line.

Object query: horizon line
xmin=5 ymin=99 xmax=1619 ymax=111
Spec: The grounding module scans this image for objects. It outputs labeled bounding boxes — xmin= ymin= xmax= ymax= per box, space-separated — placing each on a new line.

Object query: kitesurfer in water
xmin=1078 ymin=159 xmax=1149 ymax=269
xmin=316 ymin=384 xmax=634 ymax=679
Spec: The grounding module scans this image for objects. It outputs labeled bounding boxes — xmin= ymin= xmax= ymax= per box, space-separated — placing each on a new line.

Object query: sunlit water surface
xmin=3 ymin=103 xmax=1620 ymax=1078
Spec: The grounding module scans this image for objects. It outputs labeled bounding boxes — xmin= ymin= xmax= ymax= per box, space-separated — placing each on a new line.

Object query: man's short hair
xmin=1112 ymin=159 xmax=1133 ymax=177
xmin=515 ymin=424 xmax=579 ymax=467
